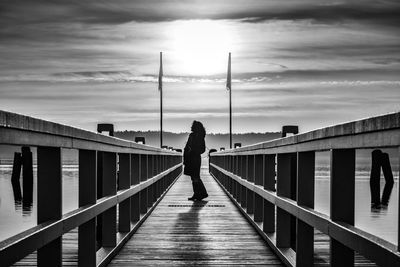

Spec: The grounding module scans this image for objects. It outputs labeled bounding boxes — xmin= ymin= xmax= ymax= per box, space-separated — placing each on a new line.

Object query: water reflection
xmin=0 ymin=161 xmax=79 ymax=241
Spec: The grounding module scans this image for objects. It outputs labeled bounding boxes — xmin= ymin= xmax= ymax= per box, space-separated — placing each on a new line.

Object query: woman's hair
xmin=191 ymin=120 xmax=206 ymax=138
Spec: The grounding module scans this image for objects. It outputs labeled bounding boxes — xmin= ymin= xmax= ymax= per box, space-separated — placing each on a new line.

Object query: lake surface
xmin=0 ymin=151 xmax=398 ymax=245
xmin=0 ymin=164 xmax=78 ymax=241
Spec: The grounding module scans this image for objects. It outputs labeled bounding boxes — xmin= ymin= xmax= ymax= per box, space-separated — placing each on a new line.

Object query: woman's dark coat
xmin=183 ymin=133 xmax=205 ymax=176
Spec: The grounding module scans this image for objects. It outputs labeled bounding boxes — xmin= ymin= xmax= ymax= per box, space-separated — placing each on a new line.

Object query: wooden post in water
xmin=11 ymin=152 xmax=22 ymax=202
xmin=21 ymin=146 xmax=33 ymax=210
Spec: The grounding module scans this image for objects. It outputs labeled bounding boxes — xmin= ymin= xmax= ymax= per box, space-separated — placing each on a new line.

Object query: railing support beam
xmin=101 ymin=152 xmax=117 ymax=247
xmin=263 ymin=155 xmax=275 ymax=233
xmin=330 ymin=149 xmax=355 ymax=266
xmin=78 ymin=149 xmax=97 ymax=267
xmin=118 ymin=153 xmax=131 ymax=232
xmin=296 ymin=151 xmax=315 ymax=267
xmin=37 ymin=147 xmax=62 ymax=267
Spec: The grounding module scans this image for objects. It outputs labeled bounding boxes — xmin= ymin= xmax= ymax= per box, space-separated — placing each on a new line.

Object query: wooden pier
xmin=1 ymin=110 xmax=400 ymax=266
xmin=108 ymin=166 xmax=282 ymax=266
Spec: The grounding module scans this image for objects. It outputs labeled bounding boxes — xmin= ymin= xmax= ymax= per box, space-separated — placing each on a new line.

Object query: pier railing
xmin=0 ymin=110 xmax=182 ymax=266
xmin=210 ymin=112 xmax=400 ymax=267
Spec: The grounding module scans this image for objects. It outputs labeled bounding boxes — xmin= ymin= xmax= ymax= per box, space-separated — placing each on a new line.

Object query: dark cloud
xmin=1 ymin=0 xmax=399 ymax=26
xmin=238 ymin=4 xmax=400 ymax=26
xmin=276 ymin=44 xmax=400 ymax=60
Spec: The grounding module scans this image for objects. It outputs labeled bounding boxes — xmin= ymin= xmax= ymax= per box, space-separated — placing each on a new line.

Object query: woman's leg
xmin=193 ymin=175 xmax=208 ymax=199
xmin=188 ymin=175 xmax=199 ymax=200
xmin=189 ymin=174 xmax=208 ymax=200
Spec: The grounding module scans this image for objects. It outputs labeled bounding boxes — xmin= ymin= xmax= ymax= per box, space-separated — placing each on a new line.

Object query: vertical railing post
xmin=78 ymin=149 xmax=97 ymax=267
xmin=148 ymin=155 xmax=153 ymax=178
xmin=234 ymin=155 xmax=239 ymax=200
xmin=241 ymin=155 xmax=247 ymax=208
xmin=101 ymin=152 xmax=117 ymax=247
xmin=296 ymin=151 xmax=315 ymax=267
xmin=37 ymin=147 xmax=62 ymax=267
xmin=276 ymin=153 xmax=293 ymax=248
xmin=96 ymin=151 xmax=103 ymax=247
xmin=330 ymin=149 xmax=355 ymax=266
xmin=254 ymin=154 xmax=264 ymax=222
xmin=147 ymin=155 xmax=154 ymax=208
xmin=263 ymin=154 xmax=275 ymax=233
xmin=130 ymin=154 xmax=140 ymax=223
xmin=140 ymin=154 xmax=148 ymax=214
xmin=246 ymin=155 xmax=255 ymax=214
xmin=118 ymin=153 xmax=131 ymax=232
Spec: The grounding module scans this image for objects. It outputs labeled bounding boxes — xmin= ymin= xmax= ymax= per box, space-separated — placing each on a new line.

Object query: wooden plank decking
xmin=108 ymin=166 xmax=283 ymax=266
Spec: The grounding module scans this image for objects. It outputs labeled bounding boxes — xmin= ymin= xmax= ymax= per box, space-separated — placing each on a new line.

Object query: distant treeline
xmin=115 ymin=131 xmax=281 ymax=151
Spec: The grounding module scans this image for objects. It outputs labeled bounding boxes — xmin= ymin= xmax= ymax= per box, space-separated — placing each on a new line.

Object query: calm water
xmin=0 ymin=153 xmax=398 ymax=245
xmin=0 ymin=165 xmax=78 ymax=241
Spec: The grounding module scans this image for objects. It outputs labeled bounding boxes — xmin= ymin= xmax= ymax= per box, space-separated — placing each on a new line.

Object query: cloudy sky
xmin=0 ymin=0 xmax=399 ymax=134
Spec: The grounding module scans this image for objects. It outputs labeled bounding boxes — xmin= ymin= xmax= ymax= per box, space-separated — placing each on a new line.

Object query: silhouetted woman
xmin=184 ymin=120 xmax=208 ymax=201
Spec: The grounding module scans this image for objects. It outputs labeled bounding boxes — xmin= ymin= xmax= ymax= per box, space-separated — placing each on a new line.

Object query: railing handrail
xmin=209 ymin=111 xmax=400 ymax=267
xmin=212 ymin=111 xmax=400 ymax=154
xmin=0 ymin=164 xmax=181 ymax=264
xmin=0 ymin=110 xmax=183 ymax=266
xmin=0 ymin=109 xmax=179 ymax=154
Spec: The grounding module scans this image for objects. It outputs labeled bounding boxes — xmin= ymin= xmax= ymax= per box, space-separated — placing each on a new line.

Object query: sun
xmin=168 ymin=20 xmax=235 ymax=76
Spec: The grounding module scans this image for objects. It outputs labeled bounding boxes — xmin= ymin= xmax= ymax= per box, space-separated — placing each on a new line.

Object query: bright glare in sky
xmin=168 ymin=20 xmax=235 ymax=76
xmin=0 ymin=1 xmax=399 ymax=133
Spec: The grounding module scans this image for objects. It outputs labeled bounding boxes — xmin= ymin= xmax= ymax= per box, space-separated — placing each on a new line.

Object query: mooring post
xmin=11 ymin=152 xmax=22 ymax=202
xmin=21 ymin=146 xmax=33 ymax=210
xmin=381 ymin=152 xmax=394 ymax=205
xmin=370 ymin=149 xmax=382 ymax=206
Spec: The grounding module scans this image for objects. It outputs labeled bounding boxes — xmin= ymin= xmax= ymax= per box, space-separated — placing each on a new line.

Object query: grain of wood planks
xmin=108 ymin=167 xmax=283 ymax=266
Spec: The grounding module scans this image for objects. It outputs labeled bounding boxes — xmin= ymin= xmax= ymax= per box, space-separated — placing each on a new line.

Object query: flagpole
xmin=227 ymin=52 xmax=232 ymax=149
xmin=229 ymin=79 xmax=232 ymax=149
xmin=159 ymin=52 xmax=163 ymax=148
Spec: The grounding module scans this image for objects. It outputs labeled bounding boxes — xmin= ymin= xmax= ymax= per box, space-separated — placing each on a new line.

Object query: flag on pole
xmin=158 ymin=52 xmax=163 ymax=91
xmin=226 ymin=52 xmax=231 ymax=90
